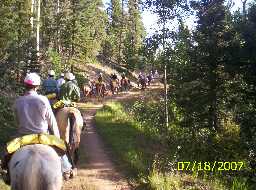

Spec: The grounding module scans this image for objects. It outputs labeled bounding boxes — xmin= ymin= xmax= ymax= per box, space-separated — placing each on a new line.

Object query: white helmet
xmin=24 ymin=73 xmax=41 ymax=86
xmin=65 ymin=72 xmax=75 ymax=80
xmin=48 ymin=70 xmax=55 ymax=76
xmin=60 ymin=73 xmax=64 ymax=77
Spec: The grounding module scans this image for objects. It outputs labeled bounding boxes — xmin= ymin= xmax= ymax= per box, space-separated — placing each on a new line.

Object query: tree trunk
xmin=71 ymin=0 xmax=76 ymax=58
xmin=36 ymin=0 xmax=41 ymax=57
xmin=242 ymin=0 xmax=247 ymax=21
xmin=31 ymin=0 xmax=35 ymax=30
xmin=117 ymin=0 xmax=124 ymax=64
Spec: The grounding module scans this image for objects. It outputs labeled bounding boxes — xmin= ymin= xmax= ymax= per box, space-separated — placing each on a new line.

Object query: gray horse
xmin=9 ymin=144 xmax=62 ymax=190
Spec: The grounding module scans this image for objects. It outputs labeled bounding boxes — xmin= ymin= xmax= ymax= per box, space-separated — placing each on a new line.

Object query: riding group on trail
xmin=137 ymin=70 xmax=159 ymax=90
xmin=0 ymin=68 xmax=156 ymax=190
xmin=0 ymin=70 xmax=83 ymax=190
xmin=82 ymin=72 xmax=132 ymax=99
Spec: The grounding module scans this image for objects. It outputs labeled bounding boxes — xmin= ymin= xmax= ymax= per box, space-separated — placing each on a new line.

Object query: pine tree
xmin=190 ymin=0 xmax=239 ymax=131
xmin=123 ymin=0 xmax=144 ymax=69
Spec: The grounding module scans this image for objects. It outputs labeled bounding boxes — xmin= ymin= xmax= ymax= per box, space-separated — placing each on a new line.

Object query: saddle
xmin=53 ymin=100 xmax=76 ymax=110
xmin=6 ymin=133 xmax=66 ymax=155
xmin=46 ymin=93 xmax=57 ymax=100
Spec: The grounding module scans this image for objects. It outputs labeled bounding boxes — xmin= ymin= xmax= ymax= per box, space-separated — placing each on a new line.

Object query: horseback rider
xmin=1 ymin=73 xmax=73 ymax=183
xmin=120 ymin=72 xmax=129 ymax=92
xmin=56 ymin=72 xmax=82 ymax=179
xmin=147 ymin=71 xmax=153 ymax=86
xmin=138 ymin=71 xmax=147 ymax=90
xmin=98 ymin=72 xmax=103 ymax=83
xmin=121 ymin=72 xmax=125 ymax=79
xmin=57 ymin=73 xmax=65 ymax=89
xmin=17 ymin=73 xmax=60 ymax=136
xmin=57 ymin=72 xmax=83 ymax=177
xmin=43 ymin=70 xmax=58 ymax=106
xmin=59 ymin=72 xmax=80 ymax=103
xmin=43 ymin=70 xmax=58 ymax=95
xmin=111 ymin=72 xmax=118 ymax=80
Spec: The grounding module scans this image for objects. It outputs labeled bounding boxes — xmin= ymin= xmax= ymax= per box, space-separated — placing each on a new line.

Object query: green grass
xmin=95 ymin=103 xmax=153 ymax=176
xmin=95 ymin=102 xmax=241 ymax=189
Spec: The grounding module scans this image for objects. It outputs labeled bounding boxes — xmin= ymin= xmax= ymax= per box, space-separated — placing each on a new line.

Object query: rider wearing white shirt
xmin=57 ymin=73 xmax=65 ymax=89
xmin=14 ymin=73 xmax=72 ymax=179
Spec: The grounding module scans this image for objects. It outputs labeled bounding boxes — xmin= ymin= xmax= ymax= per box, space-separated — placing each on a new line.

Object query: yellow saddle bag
xmin=6 ymin=133 xmax=66 ymax=155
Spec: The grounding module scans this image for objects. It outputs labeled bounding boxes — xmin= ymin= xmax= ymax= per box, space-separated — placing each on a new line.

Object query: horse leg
xmin=73 ymin=148 xmax=79 ymax=165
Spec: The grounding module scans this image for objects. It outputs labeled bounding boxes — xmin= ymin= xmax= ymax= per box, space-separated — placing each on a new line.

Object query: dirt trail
xmin=62 ymin=84 xmax=163 ymax=190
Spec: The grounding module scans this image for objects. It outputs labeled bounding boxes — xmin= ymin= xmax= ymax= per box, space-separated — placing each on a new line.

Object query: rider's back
xmin=15 ymin=91 xmax=55 ymax=136
xmin=43 ymin=78 xmax=57 ymax=94
xmin=60 ymin=81 xmax=80 ymax=102
xmin=56 ymin=78 xmax=65 ymax=89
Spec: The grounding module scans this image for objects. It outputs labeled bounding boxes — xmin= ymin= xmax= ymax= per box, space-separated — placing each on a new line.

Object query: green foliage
xmin=74 ymin=72 xmax=89 ymax=89
xmin=231 ymin=177 xmax=248 ymax=190
xmin=95 ymin=101 xmax=236 ymax=189
xmin=103 ymin=0 xmax=145 ymax=68
xmin=47 ymin=48 xmax=62 ymax=75
xmin=0 ymin=97 xmax=17 ymax=153
xmin=95 ymin=102 xmax=152 ymax=175
xmin=127 ymin=99 xmax=165 ymax=137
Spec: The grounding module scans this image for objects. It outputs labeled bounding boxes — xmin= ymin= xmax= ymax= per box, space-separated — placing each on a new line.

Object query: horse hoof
xmin=70 ymin=168 xmax=78 ymax=178
xmin=63 ymin=172 xmax=71 ymax=181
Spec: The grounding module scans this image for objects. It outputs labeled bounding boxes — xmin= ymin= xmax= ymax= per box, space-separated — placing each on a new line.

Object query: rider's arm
xmin=44 ymin=97 xmax=60 ymax=138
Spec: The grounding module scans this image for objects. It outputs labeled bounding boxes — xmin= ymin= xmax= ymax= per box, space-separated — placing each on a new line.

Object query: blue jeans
xmin=61 ymin=154 xmax=72 ymax=173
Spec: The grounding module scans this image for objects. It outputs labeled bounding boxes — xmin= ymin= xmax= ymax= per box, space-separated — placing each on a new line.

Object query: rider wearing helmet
xmin=43 ymin=70 xmax=58 ymax=95
xmin=16 ymin=73 xmax=60 ymax=136
xmin=59 ymin=72 xmax=80 ymax=103
xmin=57 ymin=73 xmax=65 ymax=97
xmin=57 ymin=73 xmax=65 ymax=88
xmin=121 ymin=72 xmax=126 ymax=79
xmin=1 ymin=73 xmax=72 ymax=183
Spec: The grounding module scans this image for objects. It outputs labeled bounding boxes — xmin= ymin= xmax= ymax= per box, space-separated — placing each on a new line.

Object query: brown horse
xmin=82 ymin=84 xmax=92 ymax=98
xmin=139 ymin=77 xmax=147 ymax=90
xmin=55 ymin=107 xmax=83 ymax=165
xmin=120 ymin=78 xmax=129 ymax=92
xmin=95 ymin=82 xmax=106 ymax=98
xmin=110 ymin=79 xmax=119 ymax=95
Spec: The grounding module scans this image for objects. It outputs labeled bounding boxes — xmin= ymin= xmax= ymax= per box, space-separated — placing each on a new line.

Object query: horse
xmin=120 ymin=78 xmax=129 ymax=92
xmin=95 ymin=82 xmax=106 ymax=98
xmin=9 ymin=144 xmax=62 ymax=190
xmin=139 ymin=77 xmax=147 ymax=90
xmin=55 ymin=107 xmax=84 ymax=166
xmin=82 ymin=84 xmax=92 ymax=99
xmin=147 ymin=75 xmax=152 ymax=86
xmin=110 ymin=79 xmax=119 ymax=95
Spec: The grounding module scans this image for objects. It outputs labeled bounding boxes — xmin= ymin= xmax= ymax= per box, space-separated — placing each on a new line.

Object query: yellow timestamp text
xmin=177 ymin=161 xmax=245 ymax=172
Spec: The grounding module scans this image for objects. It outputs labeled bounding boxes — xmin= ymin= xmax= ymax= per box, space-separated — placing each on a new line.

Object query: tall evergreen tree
xmin=123 ymin=0 xmax=144 ymax=69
